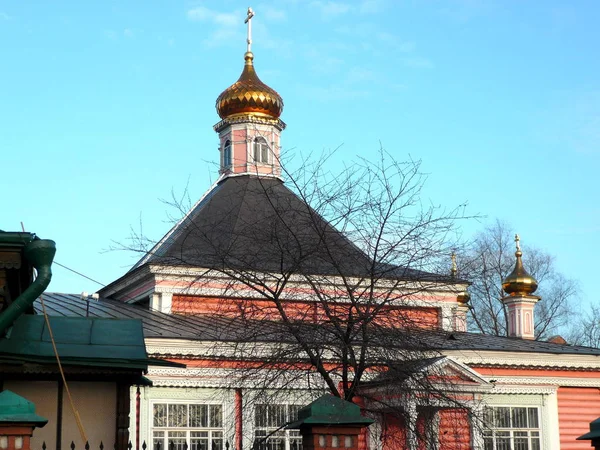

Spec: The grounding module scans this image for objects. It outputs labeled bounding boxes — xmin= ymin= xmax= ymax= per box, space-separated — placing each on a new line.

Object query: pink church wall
xmin=172 ymin=294 xmax=440 ymax=329
xmin=378 ymin=409 xmax=470 ymax=450
xmin=231 ymin=129 xmax=248 ymax=173
xmin=438 ymin=409 xmax=471 ymax=450
xmin=380 ymin=413 xmax=407 ymax=448
xmin=558 ymin=387 xmax=600 ymax=450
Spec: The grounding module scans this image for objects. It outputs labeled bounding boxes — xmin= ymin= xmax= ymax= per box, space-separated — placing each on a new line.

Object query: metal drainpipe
xmin=0 ymin=238 xmax=56 ymax=335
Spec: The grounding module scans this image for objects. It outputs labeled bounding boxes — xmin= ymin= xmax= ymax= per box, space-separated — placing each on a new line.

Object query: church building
xmin=40 ymin=8 xmax=600 ymax=450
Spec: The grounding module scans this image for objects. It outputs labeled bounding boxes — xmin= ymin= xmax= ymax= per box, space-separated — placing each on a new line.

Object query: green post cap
xmin=287 ymin=395 xmax=374 ymax=429
xmin=577 ymin=417 xmax=600 ymax=440
xmin=0 ymin=391 xmax=48 ymax=427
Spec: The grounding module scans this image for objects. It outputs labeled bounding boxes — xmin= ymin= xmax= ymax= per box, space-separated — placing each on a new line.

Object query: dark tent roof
xmin=129 ymin=175 xmax=441 ymax=280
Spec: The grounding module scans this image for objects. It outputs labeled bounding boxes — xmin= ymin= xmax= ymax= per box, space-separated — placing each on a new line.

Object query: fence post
xmin=287 ymin=395 xmax=373 ymax=450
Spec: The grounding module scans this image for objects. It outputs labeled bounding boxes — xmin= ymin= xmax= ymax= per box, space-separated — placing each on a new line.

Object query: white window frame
xmin=483 ymin=405 xmax=541 ymax=450
xmin=480 ymin=389 xmax=558 ymax=450
xmin=151 ymin=400 xmax=225 ymax=450
xmin=253 ymin=137 xmax=270 ymax=164
xmin=254 ymin=403 xmax=303 ymax=450
xmin=223 ymin=140 xmax=232 ymax=168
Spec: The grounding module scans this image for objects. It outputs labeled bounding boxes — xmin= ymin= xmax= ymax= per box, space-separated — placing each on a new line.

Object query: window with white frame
xmin=483 ymin=406 xmax=540 ymax=450
xmin=253 ymin=137 xmax=269 ymax=164
xmin=152 ymin=403 xmax=224 ymax=450
xmin=223 ymin=140 xmax=232 ymax=167
xmin=254 ymin=404 xmax=302 ymax=450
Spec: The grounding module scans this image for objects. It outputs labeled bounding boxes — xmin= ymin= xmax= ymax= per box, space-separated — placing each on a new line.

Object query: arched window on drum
xmin=223 ymin=140 xmax=232 ymax=167
xmin=253 ymin=137 xmax=269 ymax=164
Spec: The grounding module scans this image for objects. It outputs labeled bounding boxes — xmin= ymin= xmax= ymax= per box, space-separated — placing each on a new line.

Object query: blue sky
xmin=1 ymin=1 xmax=599 ymax=307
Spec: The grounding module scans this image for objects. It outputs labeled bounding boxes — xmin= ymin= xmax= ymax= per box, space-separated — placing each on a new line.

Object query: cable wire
xmin=40 ymin=293 xmax=88 ymax=443
xmin=53 ymin=261 xmax=106 ymax=287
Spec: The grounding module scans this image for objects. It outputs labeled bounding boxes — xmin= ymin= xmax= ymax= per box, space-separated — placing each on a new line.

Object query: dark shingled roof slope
xmin=130 ymin=175 xmax=440 ymax=280
xmin=37 ymin=293 xmax=600 ymax=357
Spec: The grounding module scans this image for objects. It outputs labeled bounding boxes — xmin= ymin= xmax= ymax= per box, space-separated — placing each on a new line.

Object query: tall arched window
xmin=223 ymin=140 xmax=231 ymax=167
xmin=253 ymin=137 xmax=269 ymax=164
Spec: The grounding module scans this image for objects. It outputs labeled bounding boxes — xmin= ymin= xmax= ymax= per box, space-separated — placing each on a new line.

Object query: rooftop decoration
xmin=215 ymin=7 xmax=284 ymax=120
xmin=502 ymin=234 xmax=538 ymax=296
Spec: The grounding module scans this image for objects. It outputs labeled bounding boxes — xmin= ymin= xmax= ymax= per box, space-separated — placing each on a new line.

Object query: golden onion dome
xmin=502 ymin=234 xmax=538 ymax=296
xmin=457 ymin=289 xmax=470 ymax=305
xmin=216 ymin=52 xmax=283 ymax=120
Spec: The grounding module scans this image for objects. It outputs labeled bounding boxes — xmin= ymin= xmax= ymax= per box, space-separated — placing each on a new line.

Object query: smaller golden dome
xmin=216 ymin=52 xmax=284 ymax=120
xmin=457 ymin=289 xmax=470 ymax=305
xmin=502 ymin=234 xmax=538 ymax=296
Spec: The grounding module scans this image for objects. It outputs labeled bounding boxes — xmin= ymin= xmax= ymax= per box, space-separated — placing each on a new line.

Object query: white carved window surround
xmin=480 ymin=390 xmax=559 ymax=450
xmin=483 ymin=406 xmax=540 ymax=450
xmin=152 ymin=401 xmax=224 ymax=450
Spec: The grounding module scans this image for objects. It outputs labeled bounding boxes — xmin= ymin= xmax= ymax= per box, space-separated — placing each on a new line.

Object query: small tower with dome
xmin=214 ymin=7 xmax=286 ymax=178
xmin=501 ymin=234 xmax=540 ymax=339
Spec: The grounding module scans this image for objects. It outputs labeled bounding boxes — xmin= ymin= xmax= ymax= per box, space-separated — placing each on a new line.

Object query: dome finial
xmin=502 ymin=234 xmax=538 ymax=296
xmin=215 ymin=6 xmax=284 ymax=120
xmin=450 ymin=252 xmax=457 ymax=278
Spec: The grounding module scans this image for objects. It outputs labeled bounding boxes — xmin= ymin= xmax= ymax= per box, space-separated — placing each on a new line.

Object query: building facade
xmin=43 ymin=9 xmax=600 ymax=450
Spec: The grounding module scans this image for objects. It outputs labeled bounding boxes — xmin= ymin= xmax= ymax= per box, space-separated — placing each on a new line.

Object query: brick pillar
xmin=300 ymin=425 xmax=364 ymax=450
xmin=288 ymin=395 xmax=373 ymax=450
xmin=0 ymin=424 xmax=35 ymax=450
xmin=0 ymin=390 xmax=47 ymax=450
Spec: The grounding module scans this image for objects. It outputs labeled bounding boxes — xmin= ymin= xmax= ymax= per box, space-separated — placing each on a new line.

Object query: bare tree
xmin=568 ymin=305 xmax=600 ymax=348
xmin=457 ymin=220 xmax=578 ymax=340
xmin=120 ymin=149 xmax=481 ymax=447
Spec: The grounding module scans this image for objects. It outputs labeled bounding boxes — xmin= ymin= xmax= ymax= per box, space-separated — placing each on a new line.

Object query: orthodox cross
xmin=515 ymin=234 xmax=521 ymax=252
xmin=245 ymin=7 xmax=255 ymax=53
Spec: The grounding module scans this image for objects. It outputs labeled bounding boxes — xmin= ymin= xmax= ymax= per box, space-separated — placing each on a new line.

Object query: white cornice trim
xmin=487 ymin=385 xmax=558 ymax=395
xmin=488 ymin=376 xmax=600 ymax=388
xmin=146 ymin=265 xmax=468 ymax=294
xmin=443 ymin=350 xmax=600 ymax=370
xmin=98 ymin=265 xmax=153 ymax=299
xmin=145 ymin=340 xmax=600 ymax=371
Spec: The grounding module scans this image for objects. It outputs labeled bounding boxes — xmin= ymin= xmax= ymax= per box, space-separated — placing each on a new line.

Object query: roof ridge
xmin=130 ymin=174 xmax=227 ymax=271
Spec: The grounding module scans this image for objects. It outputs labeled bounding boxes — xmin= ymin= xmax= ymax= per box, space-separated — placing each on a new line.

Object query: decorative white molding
xmin=148 ymin=367 xmax=235 ymax=377
xmin=213 ymin=115 xmax=286 ymax=133
xmin=99 ymin=265 xmax=153 ymax=299
xmin=444 ymin=350 xmax=600 ymax=370
xmin=488 ymin=376 xmax=600 ymax=388
xmin=145 ymin=386 xmax=229 ymax=400
xmin=487 ymin=385 xmax=557 ymax=395
xmin=146 ymin=265 xmax=467 ymax=298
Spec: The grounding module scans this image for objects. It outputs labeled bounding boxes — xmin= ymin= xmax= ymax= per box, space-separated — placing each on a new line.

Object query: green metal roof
xmin=288 ymin=395 xmax=374 ymax=428
xmin=0 ymin=315 xmax=153 ymax=370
